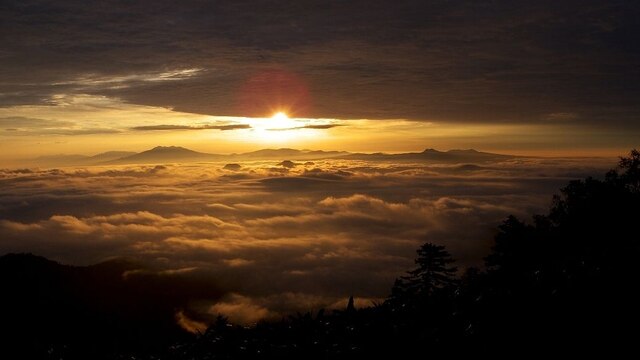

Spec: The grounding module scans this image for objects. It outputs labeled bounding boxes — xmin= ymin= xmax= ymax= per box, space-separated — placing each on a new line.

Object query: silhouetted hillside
xmin=0 ymin=254 xmax=222 ymax=359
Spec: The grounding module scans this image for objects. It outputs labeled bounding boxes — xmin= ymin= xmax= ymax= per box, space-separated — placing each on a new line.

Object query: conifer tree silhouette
xmin=390 ymin=243 xmax=457 ymax=304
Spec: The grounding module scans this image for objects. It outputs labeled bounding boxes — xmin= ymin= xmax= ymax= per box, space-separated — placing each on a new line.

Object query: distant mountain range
xmin=110 ymin=146 xmax=214 ymax=164
xmin=33 ymin=151 xmax=136 ymax=166
xmin=338 ymin=148 xmax=513 ymax=162
xmin=29 ymin=146 xmax=515 ymax=166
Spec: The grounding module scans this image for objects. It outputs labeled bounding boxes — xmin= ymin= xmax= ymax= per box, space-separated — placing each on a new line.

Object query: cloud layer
xmin=132 ymin=124 xmax=251 ymax=131
xmin=0 ymin=157 xmax=614 ymax=323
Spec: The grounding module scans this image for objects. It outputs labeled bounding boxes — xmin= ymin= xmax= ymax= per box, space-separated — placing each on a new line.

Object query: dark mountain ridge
xmin=339 ymin=148 xmax=513 ymax=162
xmin=30 ymin=146 xmax=514 ymax=165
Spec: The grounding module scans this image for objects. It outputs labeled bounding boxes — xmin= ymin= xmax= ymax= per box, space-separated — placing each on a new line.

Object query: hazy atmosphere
xmin=1 ymin=1 xmax=639 ymax=358
xmin=0 ymin=155 xmax=612 ymax=323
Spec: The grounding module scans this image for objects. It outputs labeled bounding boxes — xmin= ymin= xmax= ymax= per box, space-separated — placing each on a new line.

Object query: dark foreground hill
xmin=0 ymin=255 xmax=222 ymax=359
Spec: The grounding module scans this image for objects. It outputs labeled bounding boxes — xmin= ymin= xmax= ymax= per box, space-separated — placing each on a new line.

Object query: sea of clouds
xmin=0 ymin=157 xmax=614 ymax=325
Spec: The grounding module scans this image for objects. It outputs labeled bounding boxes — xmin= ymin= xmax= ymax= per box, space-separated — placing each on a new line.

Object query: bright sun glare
xmin=272 ymin=112 xmax=288 ymax=121
xmin=238 ymin=111 xmax=325 ymax=143
xmin=268 ymin=111 xmax=296 ymax=130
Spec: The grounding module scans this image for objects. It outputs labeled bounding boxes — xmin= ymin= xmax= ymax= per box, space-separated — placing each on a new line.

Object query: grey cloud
xmin=9 ymin=128 xmax=121 ymax=136
xmin=50 ymin=128 xmax=121 ymax=135
xmin=131 ymin=124 xmax=251 ymax=131
xmin=268 ymin=124 xmax=344 ymax=131
xmin=53 ymin=69 xmax=204 ymax=88
xmin=301 ymin=124 xmax=343 ymax=129
xmin=0 ymin=116 xmax=120 ymax=136
xmin=0 ymin=1 xmax=638 ymax=130
xmin=542 ymin=112 xmax=580 ymax=122
xmin=0 ymin=116 xmax=74 ymax=129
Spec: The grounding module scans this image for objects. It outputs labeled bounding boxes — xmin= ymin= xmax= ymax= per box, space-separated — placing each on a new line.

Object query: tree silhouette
xmin=607 ymin=148 xmax=640 ymax=192
xmin=389 ymin=243 xmax=457 ymax=305
xmin=466 ymin=148 xmax=640 ymax=354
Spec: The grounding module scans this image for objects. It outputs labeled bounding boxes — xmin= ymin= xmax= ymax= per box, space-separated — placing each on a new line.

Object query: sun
xmin=269 ymin=111 xmax=296 ymax=129
xmin=272 ymin=112 xmax=289 ymax=121
xmin=238 ymin=111 xmax=328 ymax=143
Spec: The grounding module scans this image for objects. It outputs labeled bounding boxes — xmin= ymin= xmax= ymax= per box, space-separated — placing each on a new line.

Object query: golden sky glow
xmin=0 ymin=93 xmax=636 ymax=166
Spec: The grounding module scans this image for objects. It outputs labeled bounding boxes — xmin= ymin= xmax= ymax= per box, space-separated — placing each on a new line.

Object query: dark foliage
xmin=1 ymin=149 xmax=639 ymax=358
xmin=390 ymin=242 xmax=458 ymax=301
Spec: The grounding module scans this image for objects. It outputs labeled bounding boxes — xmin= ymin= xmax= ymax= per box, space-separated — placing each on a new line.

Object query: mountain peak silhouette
xmin=110 ymin=146 xmax=215 ymax=164
xmin=148 ymin=146 xmax=196 ymax=153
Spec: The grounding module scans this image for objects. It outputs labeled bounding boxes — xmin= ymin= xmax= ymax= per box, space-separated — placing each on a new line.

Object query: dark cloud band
xmin=132 ymin=124 xmax=251 ymax=131
xmin=267 ymin=124 xmax=344 ymax=131
xmin=1 ymin=1 xmax=638 ymax=128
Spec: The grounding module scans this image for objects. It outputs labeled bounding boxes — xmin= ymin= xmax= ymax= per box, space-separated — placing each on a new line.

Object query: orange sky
xmin=0 ymin=93 xmax=635 ymax=166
